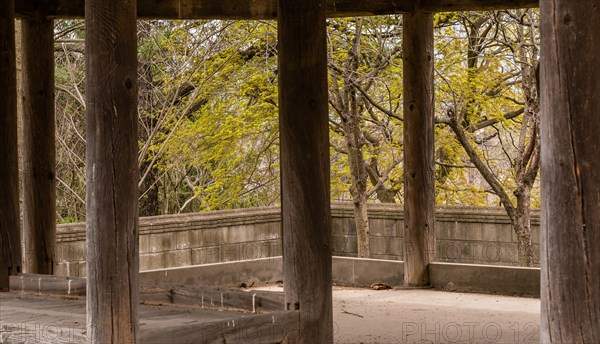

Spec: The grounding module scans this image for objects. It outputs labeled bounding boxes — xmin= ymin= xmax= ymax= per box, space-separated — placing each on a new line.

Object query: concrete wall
xmin=139 ymin=256 xmax=405 ymax=289
xmin=56 ymin=207 xmax=282 ymax=277
xmin=13 ymin=258 xmax=539 ymax=298
xmin=138 ymin=258 xmax=539 ymax=297
xmin=429 ymin=262 xmax=540 ymax=297
xmin=331 ymin=204 xmax=540 ymax=266
xmin=55 ymin=203 xmax=540 ymax=277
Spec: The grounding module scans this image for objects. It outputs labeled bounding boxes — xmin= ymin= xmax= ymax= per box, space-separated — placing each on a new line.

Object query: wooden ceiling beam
xmin=421 ymin=0 xmax=538 ymax=12
xmin=15 ymin=0 xmax=538 ymax=20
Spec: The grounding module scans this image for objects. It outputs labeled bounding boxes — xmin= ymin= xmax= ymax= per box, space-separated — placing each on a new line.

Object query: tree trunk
xmin=512 ymin=9 xmax=538 ymax=269
xmin=367 ymin=158 xmax=398 ymax=203
xmin=513 ymin=185 xmax=534 ymax=267
xmin=138 ymin=58 xmax=160 ymax=217
xmin=352 ymin=191 xmax=370 ymax=258
xmin=139 ymin=161 xmax=160 ymax=216
xmin=343 ymin=110 xmax=370 ymax=258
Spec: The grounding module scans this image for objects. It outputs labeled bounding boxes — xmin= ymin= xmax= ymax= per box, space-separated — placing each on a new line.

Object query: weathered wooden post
xmin=278 ymin=0 xmax=333 ymax=341
xmin=541 ymin=0 xmax=600 ymax=342
xmin=85 ymin=0 xmax=139 ymax=342
xmin=21 ymin=14 xmax=56 ymax=275
xmin=0 ymin=0 xmax=22 ymax=292
xmin=402 ymin=10 xmax=435 ymax=286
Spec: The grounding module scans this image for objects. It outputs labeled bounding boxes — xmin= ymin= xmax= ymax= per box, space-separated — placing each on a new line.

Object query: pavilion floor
xmin=0 ymin=293 xmax=248 ymax=343
xmin=1 ymin=287 xmax=540 ymax=343
xmin=255 ymin=286 xmax=541 ymax=344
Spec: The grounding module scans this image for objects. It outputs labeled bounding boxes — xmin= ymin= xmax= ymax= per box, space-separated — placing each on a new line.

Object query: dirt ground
xmin=330 ymin=287 xmax=540 ymax=344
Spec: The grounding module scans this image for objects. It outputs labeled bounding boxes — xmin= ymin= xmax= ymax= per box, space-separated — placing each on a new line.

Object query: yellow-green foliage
xmin=53 ymin=13 xmax=540 ymax=220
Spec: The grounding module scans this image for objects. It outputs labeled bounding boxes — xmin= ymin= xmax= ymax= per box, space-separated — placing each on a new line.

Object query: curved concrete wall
xmin=55 ymin=203 xmax=540 ymax=277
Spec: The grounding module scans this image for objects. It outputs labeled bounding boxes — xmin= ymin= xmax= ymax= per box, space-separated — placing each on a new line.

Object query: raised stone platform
xmin=139 ymin=257 xmax=540 ymax=297
xmin=8 ymin=257 xmax=540 ymax=298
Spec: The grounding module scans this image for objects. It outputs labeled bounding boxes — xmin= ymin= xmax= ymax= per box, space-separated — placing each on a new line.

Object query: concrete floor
xmin=330 ymin=287 xmax=540 ymax=344
xmin=1 ymin=288 xmax=540 ymax=343
xmin=0 ymin=294 xmax=245 ymax=343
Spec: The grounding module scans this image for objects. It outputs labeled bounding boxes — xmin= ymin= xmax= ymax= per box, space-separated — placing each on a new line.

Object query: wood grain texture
xmin=9 ymin=273 xmax=87 ymax=296
xmin=0 ymin=0 xmax=21 ymax=292
xmin=402 ymin=11 xmax=435 ymax=287
xmin=14 ymin=0 xmax=539 ymax=19
xmin=278 ymin=0 xmax=333 ymax=342
xmin=8 ymin=276 xmax=285 ymax=312
xmin=421 ymin=0 xmax=538 ymax=12
xmin=140 ymin=310 xmax=300 ymax=344
xmin=21 ymin=15 xmax=56 ymax=275
xmin=85 ymin=0 xmax=139 ymax=342
xmin=540 ymin=0 xmax=600 ymax=342
xmin=140 ymin=283 xmax=285 ymax=313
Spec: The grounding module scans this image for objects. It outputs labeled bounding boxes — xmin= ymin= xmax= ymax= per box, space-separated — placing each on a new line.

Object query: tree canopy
xmin=53 ymin=12 xmax=540 ymax=265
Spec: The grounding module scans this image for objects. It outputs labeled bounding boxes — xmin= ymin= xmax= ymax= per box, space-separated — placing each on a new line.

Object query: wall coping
xmin=57 ymin=203 xmax=541 ymax=240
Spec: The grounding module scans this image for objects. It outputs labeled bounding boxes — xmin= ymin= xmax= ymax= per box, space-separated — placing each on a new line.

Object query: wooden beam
xmin=14 ymin=0 xmax=539 ymax=19
xmin=402 ymin=11 xmax=435 ymax=287
xmin=278 ymin=0 xmax=333 ymax=341
xmin=15 ymin=0 xmax=410 ymax=19
xmin=21 ymin=15 xmax=56 ymax=275
xmin=9 ymin=276 xmax=286 ymax=313
xmin=0 ymin=0 xmax=22 ymax=292
xmin=141 ymin=283 xmax=285 ymax=313
xmin=540 ymin=0 xmax=600 ymax=342
xmin=85 ymin=0 xmax=139 ymax=342
xmin=421 ymin=0 xmax=538 ymax=12
xmin=140 ymin=311 xmax=300 ymax=344
xmin=10 ymin=273 xmax=86 ymax=296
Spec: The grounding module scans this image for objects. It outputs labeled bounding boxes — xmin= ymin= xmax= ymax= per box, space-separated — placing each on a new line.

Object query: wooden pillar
xmin=278 ymin=0 xmax=332 ymax=341
xmin=540 ymin=0 xmax=600 ymax=342
xmin=85 ymin=0 xmax=139 ymax=342
xmin=21 ymin=15 xmax=56 ymax=275
xmin=0 ymin=0 xmax=22 ymax=292
xmin=402 ymin=10 xmax=435 ymax=287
